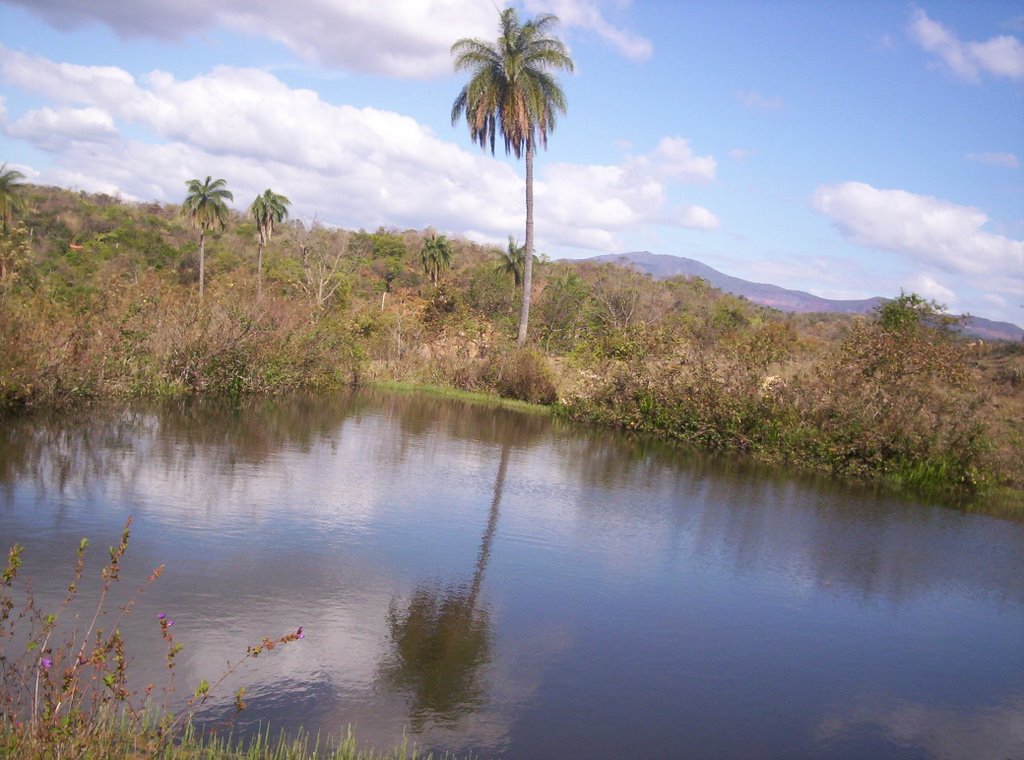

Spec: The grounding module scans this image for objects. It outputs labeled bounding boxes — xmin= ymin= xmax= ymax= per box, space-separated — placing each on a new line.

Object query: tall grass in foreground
xmin=1 ymin=520 xmax=451 ymax=759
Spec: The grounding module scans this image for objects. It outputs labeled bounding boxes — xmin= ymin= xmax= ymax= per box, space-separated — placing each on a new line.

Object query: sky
xmin=0 ymin=0 xmax=1022 ymax=327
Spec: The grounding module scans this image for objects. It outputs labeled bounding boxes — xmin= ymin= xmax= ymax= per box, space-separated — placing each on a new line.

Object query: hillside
xmin=582 ymin=251 xmax=1024 ymax=342
xmin=0 ymin=184 xmax=1021 ymax=509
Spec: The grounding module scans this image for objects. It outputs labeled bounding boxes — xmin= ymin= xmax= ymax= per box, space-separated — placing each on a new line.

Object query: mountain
xmin=579 ymin=251 xmax=1024 ymax=342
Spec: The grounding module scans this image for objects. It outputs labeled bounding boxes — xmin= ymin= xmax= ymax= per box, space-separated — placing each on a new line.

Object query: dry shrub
xmin=479 ymin=347 xmax=558 ymax=404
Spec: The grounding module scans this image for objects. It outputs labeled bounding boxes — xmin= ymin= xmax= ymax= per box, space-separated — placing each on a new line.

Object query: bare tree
xmin=286 ymin=219 xmax=352 ymax=311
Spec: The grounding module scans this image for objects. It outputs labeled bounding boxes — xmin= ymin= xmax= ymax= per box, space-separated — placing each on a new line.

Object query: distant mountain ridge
xmin=580 ymin=251 xmax=1024 ymax=342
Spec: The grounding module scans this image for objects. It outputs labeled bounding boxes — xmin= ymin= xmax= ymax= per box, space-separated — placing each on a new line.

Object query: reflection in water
xmin=382 ymin=443 xmax=509 ymax=728
xmin=817 ymin=694 xmax=1024 ymax=760
xmin=1 ymin=390 xmax=1022 ymax=759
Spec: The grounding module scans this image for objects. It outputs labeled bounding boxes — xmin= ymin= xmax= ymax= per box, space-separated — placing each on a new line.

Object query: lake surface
xmin=1 ymin=390 xmax=1022 ymax=759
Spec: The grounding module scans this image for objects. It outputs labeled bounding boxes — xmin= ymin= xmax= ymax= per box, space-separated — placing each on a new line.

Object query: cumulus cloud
xmin=625 ymin=137 xmax=716 ymax=183
xmin=4 ymin=0 xmax=651 ymax=77
xmin=7 ymin=106 xmax=118 ymax=150
xmin=906 ymin=273 xmax=957 ymax=304
xmin=966 ymin=151 xmax=1020 ymax=169
xmin=2 ymin=0 xmax=496 ymax=78
xmin=537 ymin=136 xmax=719 ymax=246
xmin=812 ymin=181 xmax=1024 ymax=278
xmin=0 ymin=46 xmax=718 ymax=254
xmin=536 ymin=138 xmax=719 ymax=252
xmin=736 ymin=90 xmax=783 ymax=110
xmin=525 ymin=0 xmax=653 ymax=60
xmin=909 ymin=8 xmax=1024 ymax=82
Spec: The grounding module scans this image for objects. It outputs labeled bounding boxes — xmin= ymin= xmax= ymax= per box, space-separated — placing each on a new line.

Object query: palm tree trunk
xmin=469 ymin=442 xmax=509 ymax=610
xmin=257 ymin=234 xmax=265 ymax=296
xmin=199 ymin=229 xmax=206 ymax=299
xmin=517 ymin=136 xmax=535 ymax=346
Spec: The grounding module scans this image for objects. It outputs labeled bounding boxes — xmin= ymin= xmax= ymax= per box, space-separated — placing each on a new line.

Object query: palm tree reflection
xmin=383 ymin=443 xmax=510 ymax=727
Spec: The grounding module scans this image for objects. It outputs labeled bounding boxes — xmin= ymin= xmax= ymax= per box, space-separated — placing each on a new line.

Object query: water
xmin=1 ymin=390 xmax=1022 ymax=759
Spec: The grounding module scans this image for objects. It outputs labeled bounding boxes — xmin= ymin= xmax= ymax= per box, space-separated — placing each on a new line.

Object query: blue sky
xmin=1 ymin=0 xmax=1021 ymax=326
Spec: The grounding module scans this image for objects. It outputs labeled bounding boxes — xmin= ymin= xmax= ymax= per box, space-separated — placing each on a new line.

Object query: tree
xmin=497 ymin=235 xmax=525 ymax=287
xmin=451 ymin=8 xmax=573 ymax=345
xmin=249 ymin=188 xmax=290 ymax=295
xmin=420 ymin=233 xmax=453 ymax=286
xmin=285 ymin=219 xmax=351 ymax=312
xmin=878 ymin=291 xmax=959 ymax=334
xmin=181 ymin=176 xmax=233 ymax=299
xmin=0 ymin=163 xmax=26 ymax=235
xmin=383 ymin=442 xmax=508 ymax=725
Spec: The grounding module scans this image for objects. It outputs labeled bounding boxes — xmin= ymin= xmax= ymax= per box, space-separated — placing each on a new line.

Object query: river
xmin=1 ymin=390 xmax=1022 ymax=759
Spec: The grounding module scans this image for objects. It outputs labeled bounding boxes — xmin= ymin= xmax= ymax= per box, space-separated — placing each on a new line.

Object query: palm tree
xmin=181 ymin=176 xmax=233 ymax=299
xmin=451 ymin=8 xmax=573 ymax=345
xmin=420 ymin=233 xmax=453 ymax=286
xmin=383 ymin=442 xmax=509 ymax=725
xmin=497 ymin=235 xmax=525 ymax=288
xmin=249 ymin=188 xmax=290 ymax=294
xmin=0 ymin=163 xmax=27 ymax=235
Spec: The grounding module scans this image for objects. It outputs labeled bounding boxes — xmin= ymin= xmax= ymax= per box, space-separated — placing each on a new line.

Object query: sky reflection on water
xmin=1 ymin=390 xmax=1022 ymax=759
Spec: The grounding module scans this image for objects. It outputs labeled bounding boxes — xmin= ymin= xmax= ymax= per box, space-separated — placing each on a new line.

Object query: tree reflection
xmin=382 ymin=442 xmax=509 ymax=727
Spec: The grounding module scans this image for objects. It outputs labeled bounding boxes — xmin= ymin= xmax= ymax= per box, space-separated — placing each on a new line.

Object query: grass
xmin=369 ymin=380 xmax=553 ymax=416
xmin=0 ymin=718 xmax=460 ymax=759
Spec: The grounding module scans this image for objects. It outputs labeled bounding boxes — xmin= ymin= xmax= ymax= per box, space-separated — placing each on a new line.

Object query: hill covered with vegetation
xmin=1 ymin=183 xmax=1021 ymax=511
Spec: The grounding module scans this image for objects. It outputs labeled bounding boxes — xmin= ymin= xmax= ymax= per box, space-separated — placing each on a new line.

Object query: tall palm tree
xmin=182 ymin=176 xmax=233 ymax=299
xmin=0 ymin=163 xmax=27 ymax=235
xmin=497 ymin=235 xmax=525 ymax=288
xmin=420 ymin=233 xmax=453 ymax=286
xmin=383 ymin=442 xmax=510 ymax=725
xmin=249 ymin=189 xmax=291 ymax=294
xmin=451 ymin=8 xmax=573 ymax=345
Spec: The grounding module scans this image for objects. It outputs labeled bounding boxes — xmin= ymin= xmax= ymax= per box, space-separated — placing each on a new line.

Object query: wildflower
xmin=40 ymin=657 xmax=52 ymax=670
xmin=297 ymin=626 xmax=304 ymax=640
xmin=157 ymin=612 xmax=166 ymax=620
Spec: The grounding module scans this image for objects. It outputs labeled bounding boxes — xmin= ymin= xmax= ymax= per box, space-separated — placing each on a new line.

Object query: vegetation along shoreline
xmin=1 ymin=178 xmax=1021 ymax=515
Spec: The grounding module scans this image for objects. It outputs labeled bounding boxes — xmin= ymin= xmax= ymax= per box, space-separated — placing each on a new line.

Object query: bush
xmin=479 ymin=347 xmax=558 ymax=404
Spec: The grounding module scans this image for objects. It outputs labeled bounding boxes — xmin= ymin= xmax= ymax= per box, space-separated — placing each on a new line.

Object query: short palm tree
xmin=0 ymin=163 xmax=27 ymax=234
xmin=182 ymin=176 xmax=233 ymax=299
xmin=497 ymin=235 xmax=525 ymax=288
xmin=249 ymin=189 xmax=291 ymax=294
xmin=451 ymin=8 xmax=573 ymax=345
xmin=420 ymin=233 xmax=453 ymax=286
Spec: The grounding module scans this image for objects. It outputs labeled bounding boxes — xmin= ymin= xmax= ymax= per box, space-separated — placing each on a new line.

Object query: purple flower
xmin=40 ymin=657 xmax=52 ymax=670
xmin=157 ymin=613 xmax=166 ymax=620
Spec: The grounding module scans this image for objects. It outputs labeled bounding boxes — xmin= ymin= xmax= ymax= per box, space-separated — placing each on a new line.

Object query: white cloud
xmin=813 ymin=181 xmax=1024 ymax=278
xmin=906 ymin=273 xmax=957 ymax=305
xmin=5 ymin=0 xmax=651 ymax=77
xmin=536 ymin=137 xmax=720 ymax=251
xmin=729 ymin=148 xmax=753 ymax=162
xmin=7 ymin=106 xmax=118 ymax=150
xmin=672 ymin=205 xmax=720 ymax=231
xmin=736 ymin=90 xmax=783 ymax=110
xmin=0 ymin=47 xmax=718 ymax=255
xmin=966 ymin=151 xmax=1020 ymax=169
xmin=3 ymin=0 xmax=497 ymax=78
xmin=626 ymin=136 xmax=716 ymax=184
xmin=909 ymin=8 xmax=1024 ymax=82
xmin=525 ymin=0 xmax=653 ymax=61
